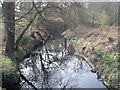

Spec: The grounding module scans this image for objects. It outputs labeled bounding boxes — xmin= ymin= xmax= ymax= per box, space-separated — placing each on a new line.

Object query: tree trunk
xmin=3 ymin=2 xmax=15 ymax=60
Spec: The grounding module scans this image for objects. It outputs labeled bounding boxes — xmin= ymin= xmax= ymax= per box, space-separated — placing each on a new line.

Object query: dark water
xmin=20 ymin=36 xmax=107 ymax=89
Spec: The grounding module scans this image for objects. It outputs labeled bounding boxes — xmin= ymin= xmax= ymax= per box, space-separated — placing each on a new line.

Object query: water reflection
xmin=20 ymin=36 xmax=106 ymax=89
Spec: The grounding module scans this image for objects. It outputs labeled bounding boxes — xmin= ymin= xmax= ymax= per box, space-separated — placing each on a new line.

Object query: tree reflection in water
xmin=20 ymin=37 xmax=106 ymax=89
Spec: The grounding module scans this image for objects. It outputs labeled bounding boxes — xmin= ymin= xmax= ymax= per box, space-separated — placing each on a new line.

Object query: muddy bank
xmin=63 ymin=26 xmax=119 ymax=88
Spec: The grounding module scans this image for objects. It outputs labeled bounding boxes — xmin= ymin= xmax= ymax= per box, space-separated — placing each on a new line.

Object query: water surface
xmin=20 ymin=36 xmax=107 ymax=89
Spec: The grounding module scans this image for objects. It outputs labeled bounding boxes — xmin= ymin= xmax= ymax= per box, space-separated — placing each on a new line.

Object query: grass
xmin=95 ymin=48 xmax=119 ymax=88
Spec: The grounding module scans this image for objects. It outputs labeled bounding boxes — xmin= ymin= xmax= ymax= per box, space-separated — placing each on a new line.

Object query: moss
xmin=0 ymin=54 xmax=20 ymax=86
xmin=15 ymin=47 xmax=26 ymax=61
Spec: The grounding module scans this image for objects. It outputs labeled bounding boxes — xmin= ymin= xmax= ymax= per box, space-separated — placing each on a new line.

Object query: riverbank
xmin=0 ymin=54 xmax=20 ymax=88
xmin=63 ymin=26 xmax=119 ymax=88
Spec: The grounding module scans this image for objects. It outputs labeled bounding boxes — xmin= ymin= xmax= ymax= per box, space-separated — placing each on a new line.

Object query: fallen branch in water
xmin=74 ymin=54 xmax=94 ymax=70
xmin=20 ymin=73 xmax=38 ymax=90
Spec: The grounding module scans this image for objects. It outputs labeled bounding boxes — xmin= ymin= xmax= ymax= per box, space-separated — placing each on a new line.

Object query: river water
xmin=20 ymin=36 xmax=107 ymax=89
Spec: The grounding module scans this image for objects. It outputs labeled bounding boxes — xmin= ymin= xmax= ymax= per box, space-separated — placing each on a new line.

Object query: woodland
xmin=0 ymin=1 xmax=119 ymax=90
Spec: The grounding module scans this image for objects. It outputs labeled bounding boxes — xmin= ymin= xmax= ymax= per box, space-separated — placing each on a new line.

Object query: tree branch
xmin=32 ymin=2 xmax=47 ymax=22
xmin=15 ymin=4 xmax=34 ymax=21
xmin=15 ymin=12 xmax=38 ymax=50
xmin=20 ymin=72 xmax=38 ymax=90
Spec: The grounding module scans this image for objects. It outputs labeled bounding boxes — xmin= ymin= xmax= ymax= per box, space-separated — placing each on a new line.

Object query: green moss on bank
xmin=0 ymin=54 xmax=20 ymax=86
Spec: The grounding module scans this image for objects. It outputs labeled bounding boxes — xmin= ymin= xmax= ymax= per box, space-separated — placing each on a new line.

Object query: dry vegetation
xmin=64 ymin=26 xmax=119 ymax=88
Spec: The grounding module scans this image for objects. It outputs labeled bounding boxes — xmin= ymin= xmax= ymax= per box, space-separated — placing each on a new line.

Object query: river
xmin=19 ymin=35 xmax=107 ymax=89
